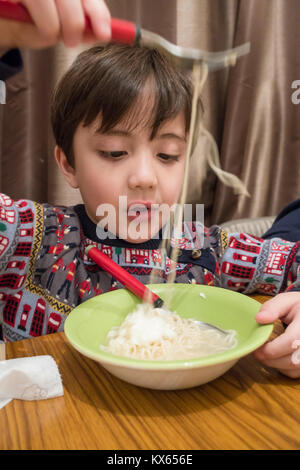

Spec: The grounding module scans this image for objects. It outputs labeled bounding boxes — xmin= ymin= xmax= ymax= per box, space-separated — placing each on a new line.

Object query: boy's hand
xmin=253 ymin=292 xmax=300 ymax=378
xmin=0 ymin=0 xmax=111 ymax=49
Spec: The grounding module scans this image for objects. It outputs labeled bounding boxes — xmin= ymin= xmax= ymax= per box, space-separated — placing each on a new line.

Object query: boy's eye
xmin=98 ymin=150 xmax=126 ymax=159
xmin=158 ymin=153 xmax=179 ymax=162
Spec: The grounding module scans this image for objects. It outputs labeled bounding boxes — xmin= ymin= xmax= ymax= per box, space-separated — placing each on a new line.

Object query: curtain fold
xmin=176 ymin=0 xmax=239 ymax=221
xmin=1 ymin=48 xmax=53 ymax=202
xmin=0 ymin=0 xmax=299 ymax=225
xmin=211 ymin=0 xmax=300 ymax=224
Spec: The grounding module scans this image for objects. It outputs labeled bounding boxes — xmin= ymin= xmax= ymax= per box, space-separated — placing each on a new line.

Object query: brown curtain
xmin=0 ymin=0 xmax=299 ymax=225
xmin=211 ymin=0 xmax=300 ymax=224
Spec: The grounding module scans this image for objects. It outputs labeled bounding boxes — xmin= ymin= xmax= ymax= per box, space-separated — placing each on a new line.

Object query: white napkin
xmin=0 ymin=355 xmax=63 ymax=409
xmin=0 ymin=80 xmax=5 ymax=104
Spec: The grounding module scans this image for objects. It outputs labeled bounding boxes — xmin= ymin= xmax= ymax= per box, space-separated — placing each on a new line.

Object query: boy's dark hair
xmin=51 ymin=43 xmax=194 ymax=167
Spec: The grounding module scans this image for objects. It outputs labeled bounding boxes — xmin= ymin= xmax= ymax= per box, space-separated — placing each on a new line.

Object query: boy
xmin=1 ymin=43 xmax=300 ymax=378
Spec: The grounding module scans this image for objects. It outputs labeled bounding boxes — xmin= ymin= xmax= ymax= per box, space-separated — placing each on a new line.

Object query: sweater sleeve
xmin=285 ymin=243 xmax=300 ymax=292
xmin=209 ymin=225 xmax=300 ymax=296
xmin=0 ymin=193 xmax=38 ymax=294
xmin=0 ymin=194 xmax=20 ymax=273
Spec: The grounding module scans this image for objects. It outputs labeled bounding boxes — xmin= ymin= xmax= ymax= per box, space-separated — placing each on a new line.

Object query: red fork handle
xmin=86 ymin=246 xmax=164 ymax=307
xmin=0 ymin=0 xmax=139 ymax=45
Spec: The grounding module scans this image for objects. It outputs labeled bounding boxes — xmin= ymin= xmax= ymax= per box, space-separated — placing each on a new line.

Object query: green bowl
xmin=64 ymin=284 xmax=273 ymax=390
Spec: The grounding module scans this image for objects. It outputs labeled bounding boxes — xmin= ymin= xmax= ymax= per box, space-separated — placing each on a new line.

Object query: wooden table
xmin=1 ymin=294 xmax=300 ymax=451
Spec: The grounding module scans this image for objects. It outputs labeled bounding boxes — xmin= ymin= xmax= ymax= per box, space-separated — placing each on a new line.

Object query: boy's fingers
xmin=276 ymin=367 xmax=300 ymax=379
xmin=258 ymin=352 xmax=290 ymax=369
xmin=254 ymin=351 xmax=300 ymax=375
xmin=82 ymin=0 xmax=111 ymax=42
xmin=255 ymin=306 xmax=280 ymax=324
xmin=255 ymin=292 xmax=300 ymax=324
xmin=18 ymin=0 xmax=60 ymax=44
xmin=254 ymin=354 xmax=300 ymax=378
xmin=254 ymin=312 xmax=300 ymax=360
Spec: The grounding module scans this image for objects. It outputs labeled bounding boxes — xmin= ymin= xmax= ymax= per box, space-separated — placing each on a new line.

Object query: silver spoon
xmin=193 ymin=321 xmax=229 ymax=336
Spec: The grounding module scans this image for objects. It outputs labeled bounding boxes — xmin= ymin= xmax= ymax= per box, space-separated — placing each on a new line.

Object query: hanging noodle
xmin=149 ymin=62 xmax=208 ymax=298
xmin=101 ymin=59 xmax=244 ymax=362
xmin=151 ymin=58 xmax=249 ymax=294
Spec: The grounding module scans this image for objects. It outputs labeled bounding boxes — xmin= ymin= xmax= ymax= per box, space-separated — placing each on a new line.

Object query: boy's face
xmin=57 ymin=110 xmax=188 ymax=243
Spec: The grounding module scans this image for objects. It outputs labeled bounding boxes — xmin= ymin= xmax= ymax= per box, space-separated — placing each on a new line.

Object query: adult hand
xmin=0 ymin=0 xmax=111 ymax=49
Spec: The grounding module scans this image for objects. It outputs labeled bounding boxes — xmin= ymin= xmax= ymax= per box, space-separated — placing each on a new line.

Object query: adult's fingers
xmin=17 ymin=0 xmax=60 ymax=45
xmin=55 ymin=0 xmax=86 ymax=47
xmin=82 ymin=0 xmax=111 ymax=42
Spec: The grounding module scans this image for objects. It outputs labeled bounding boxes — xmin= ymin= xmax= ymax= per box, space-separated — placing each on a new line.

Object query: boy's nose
xmin=127 ymin=156 xmax=158 ymax=190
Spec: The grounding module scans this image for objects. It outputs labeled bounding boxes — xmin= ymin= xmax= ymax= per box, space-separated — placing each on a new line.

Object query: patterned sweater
xmin=0 ymin=193 xmax=300 ymax=342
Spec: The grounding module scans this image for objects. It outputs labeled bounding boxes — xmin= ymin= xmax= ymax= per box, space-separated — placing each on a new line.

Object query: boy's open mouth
xmin=127 ymin=202 xmax=158 ymax=222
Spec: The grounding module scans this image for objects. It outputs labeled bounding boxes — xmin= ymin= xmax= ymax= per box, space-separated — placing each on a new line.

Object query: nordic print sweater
xmin=0 ymin=193 xmax=300 ymax=342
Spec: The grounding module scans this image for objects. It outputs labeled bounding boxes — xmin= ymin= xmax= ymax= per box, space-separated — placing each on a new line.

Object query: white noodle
xmin=101 ymin=303 xmax=237 ymax=361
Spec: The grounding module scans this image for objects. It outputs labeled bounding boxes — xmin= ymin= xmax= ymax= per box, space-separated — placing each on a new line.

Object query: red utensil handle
xmin=0 ymin=0 xmax=139 ymax=45
xmin=86 ymin=246 xmax=163 ymax=306
xmin=110 ymin=18 xmax=139 ymax=45
xmin=0 ymin=0 xmax=30 ymax=22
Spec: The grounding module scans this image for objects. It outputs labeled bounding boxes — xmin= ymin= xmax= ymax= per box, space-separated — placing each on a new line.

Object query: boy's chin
xmin=123 ymin=230 xmax=160 ymax=244
xmin=121 ymin=224 xmax=161 ymax=244
xmin=125 ymin=236 xmax=154 ymax=244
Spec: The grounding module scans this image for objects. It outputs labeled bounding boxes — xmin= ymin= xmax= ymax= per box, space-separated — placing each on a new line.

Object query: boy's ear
xmin=54 ymin=146 xmax=79 ymax=188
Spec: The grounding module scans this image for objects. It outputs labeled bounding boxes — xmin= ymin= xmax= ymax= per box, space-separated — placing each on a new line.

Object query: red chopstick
xmin=0 ymin=1 xmax=139 ymax=45
xmin=86 ymin=246 xmax=164 ymax=307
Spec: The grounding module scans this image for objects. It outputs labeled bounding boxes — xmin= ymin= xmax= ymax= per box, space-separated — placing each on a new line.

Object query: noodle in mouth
xmin=100 ymin=303 xmax=237 ymax=361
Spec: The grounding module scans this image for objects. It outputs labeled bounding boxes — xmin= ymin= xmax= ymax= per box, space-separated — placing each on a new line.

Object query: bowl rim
xmin=64 ymin=284 xmax=274 ymax=371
